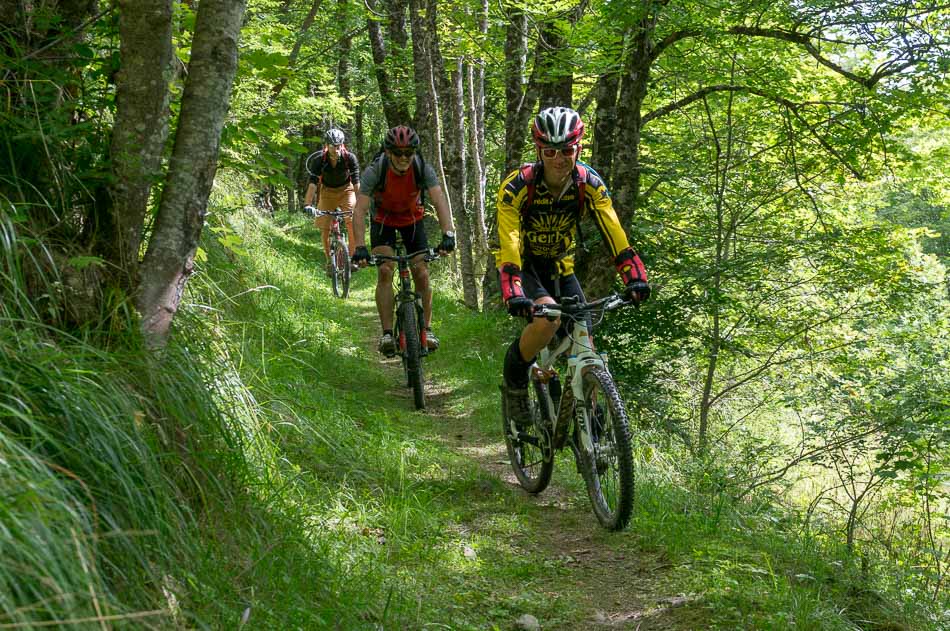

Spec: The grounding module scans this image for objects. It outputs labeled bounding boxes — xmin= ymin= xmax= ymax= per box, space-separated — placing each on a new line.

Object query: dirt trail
xmin=439 ymin=412 xmax=703 ymax=631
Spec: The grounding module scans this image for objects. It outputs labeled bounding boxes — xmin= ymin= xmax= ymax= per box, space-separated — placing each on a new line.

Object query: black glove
xmin=438 ymin=232 xmax=456 ymax=254
xmin=352 ymin=246 xmax=371 ymax=266
xmin=304 ymin=205 xmax=316 ymax=217
xmin=506 ymin=296 xmax=534 ymax=320
xmin=624 ymin=280 xmax=651 ymax=304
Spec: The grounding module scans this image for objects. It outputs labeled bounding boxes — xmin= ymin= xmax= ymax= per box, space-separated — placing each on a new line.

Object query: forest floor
xmin=343 ymin=293 xmax=707 ymax=630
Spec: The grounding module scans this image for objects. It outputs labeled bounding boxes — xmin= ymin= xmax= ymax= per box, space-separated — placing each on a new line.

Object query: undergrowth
xmin=1 ymin=189 xmax=946 ymax=629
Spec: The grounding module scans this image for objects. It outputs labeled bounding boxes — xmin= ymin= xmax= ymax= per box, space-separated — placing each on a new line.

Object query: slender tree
xmin=106 ymin=0 xmax=175 ymax=290
xmin=137 ymin=0 xmax=247 ymax=345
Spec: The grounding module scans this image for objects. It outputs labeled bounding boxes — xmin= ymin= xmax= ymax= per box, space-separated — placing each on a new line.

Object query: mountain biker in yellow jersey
xmin=496 ymin=106 xmax=651 ymax=426
xmin=351 ymin=125 xmax=456 ymax=356
xmin=304 ymin=128 xmax=361 ymax=273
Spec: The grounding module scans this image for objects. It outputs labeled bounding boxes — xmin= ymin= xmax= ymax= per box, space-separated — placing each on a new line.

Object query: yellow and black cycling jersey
xmin=495 ymin=162 xmax=630 ymax=275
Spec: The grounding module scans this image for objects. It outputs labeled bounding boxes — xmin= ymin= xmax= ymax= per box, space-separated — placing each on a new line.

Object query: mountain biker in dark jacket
xmin=304 ymin=128 xmax=361 ymax=270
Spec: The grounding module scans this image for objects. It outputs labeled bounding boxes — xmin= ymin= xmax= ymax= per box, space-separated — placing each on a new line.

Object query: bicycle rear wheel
xmin=397 ymin=302 xmax=425 ymax=410
xmin=502 ymin=378 xmax=554 ymax=494
xmin=331 ymin=240 xmax=350 ymax=298
xmin=576 ymin=368 xmax=634 ymax=531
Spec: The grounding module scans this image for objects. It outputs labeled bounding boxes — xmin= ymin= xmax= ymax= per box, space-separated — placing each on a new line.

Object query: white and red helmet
xmin=532 ymin=106 xmax=585 ymax=148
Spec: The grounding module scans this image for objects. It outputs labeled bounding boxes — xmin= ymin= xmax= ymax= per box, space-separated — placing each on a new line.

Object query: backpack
xmin=370 ymin=148 xmax=428 ymax=208
xmin=310 ymin=146 xmax=352 ymax=185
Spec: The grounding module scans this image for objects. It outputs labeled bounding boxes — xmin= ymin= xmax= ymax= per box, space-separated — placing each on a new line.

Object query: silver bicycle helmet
xmin=325 ymin=128 xmax=345 ymax=145
xmin=532 ymin=107 xmax=584 ymax=147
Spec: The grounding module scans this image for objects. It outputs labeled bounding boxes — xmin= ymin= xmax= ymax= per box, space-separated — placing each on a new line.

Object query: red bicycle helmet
xmin=532 ymin=106 xmax=584 ymax=147
xmin=384 ymin=125 xmax=420 ymax=150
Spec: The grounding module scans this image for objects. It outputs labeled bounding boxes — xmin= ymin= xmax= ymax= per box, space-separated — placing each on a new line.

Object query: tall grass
xmin=3 ymin=184 xmax=945 ymax=629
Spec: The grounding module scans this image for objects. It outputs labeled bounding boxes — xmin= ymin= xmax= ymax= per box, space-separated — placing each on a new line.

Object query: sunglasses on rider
xmin=541 ymin=145 xmax=579 ymax=159
xmin=390 ymin=148 xmax=415 ymax=158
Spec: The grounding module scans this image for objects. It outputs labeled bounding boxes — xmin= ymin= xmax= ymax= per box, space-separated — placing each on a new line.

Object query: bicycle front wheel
xmin=398 ymin=302 xmax=425 ymax=410
xmin=502 ymin=379 xmax=554 ymax=494
xmin=331 ymin=240 xmax=350 ymax=298
xmin=576 ymin=368 xmax=634 ymax=531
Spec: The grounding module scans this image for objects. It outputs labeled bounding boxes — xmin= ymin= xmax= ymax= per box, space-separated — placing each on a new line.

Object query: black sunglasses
xmin=390 ymin=148 xmax=415 ymax=158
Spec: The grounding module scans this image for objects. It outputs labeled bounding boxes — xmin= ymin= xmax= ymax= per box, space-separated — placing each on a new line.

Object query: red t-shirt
xmin=375 ymin=167 xmax=424 ymax=227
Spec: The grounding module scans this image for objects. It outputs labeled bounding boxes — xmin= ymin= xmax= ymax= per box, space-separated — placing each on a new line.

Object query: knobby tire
xmin=576 ymin=368 xmax=634 ymax=531
xmin=331 ymin=240 xmax=350 ymax=298
xmin=502 ymin=378 xmax=555 ymax=494
xmin=398 ymin=302 xmax=425 ymax=410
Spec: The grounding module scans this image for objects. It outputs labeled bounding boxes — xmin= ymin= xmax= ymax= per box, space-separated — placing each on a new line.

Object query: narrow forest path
xmin=341 ymin=281 xmax=707 ymax=630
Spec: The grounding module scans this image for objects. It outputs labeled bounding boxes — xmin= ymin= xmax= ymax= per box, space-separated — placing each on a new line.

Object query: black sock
xmin=503 ymin=338 xmax=534 ymax=389
xmin=383 ymin=329 xmax=393 ymax=336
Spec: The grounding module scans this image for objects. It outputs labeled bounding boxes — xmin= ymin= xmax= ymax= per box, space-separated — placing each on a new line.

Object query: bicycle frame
xmin=313 ymin=209 xmax=350 ymax=244
xmin=532 ymin=295 xmax=626 ymax=452
xmin=504 ymin=292 xmax=638 ymax=530
xmin=372 ymin=248 xmax=436 ymax=354
xmin=372 ymin=247 xmax=438 ymax=409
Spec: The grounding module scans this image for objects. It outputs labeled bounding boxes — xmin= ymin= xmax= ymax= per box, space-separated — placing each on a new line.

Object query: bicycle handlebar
xmin=370 ymin=248 xmax=441 ymax=265
xmin=531 ymin=293 xmax=632 ymax=320
xmin=309 ymin=208 xmax=352 ymax=219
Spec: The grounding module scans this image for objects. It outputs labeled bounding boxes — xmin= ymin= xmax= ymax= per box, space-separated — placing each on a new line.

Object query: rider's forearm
xmin=429 ymin=186 xmax=454 ymax=233
xmin=304 ymin=182 xmax=317 ymax=207
xmin=352 ymin=195 xmax=370 ymax=247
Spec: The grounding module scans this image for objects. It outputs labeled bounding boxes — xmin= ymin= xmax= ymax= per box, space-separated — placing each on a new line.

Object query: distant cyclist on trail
xmin=304 ymin=128 xmax=361 ymax=273
xmin=495 ymin=106 xmax=651 ymax=426
xmin=351 ymin=125 xmax=456 ymax=356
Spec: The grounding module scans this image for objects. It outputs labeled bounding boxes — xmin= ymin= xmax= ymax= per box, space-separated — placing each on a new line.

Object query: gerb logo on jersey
xmin=526 ymin=213 xmax=575 ymax=257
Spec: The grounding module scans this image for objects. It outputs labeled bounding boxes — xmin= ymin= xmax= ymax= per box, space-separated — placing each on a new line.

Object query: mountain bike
xmin=502 ymin=293 xmax=637 ymax=531
xmin=312 ymin=208 xmax=352 ymax=299
xmin=371 ymin=247 xmax=441 ymax=410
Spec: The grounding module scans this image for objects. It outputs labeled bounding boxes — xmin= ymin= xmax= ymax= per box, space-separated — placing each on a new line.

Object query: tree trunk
xmin=590 ymin=71 xmax=620 ymax=188
xmin=465 ymin=63 xmax=487 ymax=255
xmin=137 ymin=0 xmax=247 ymax=346
xmin=106 ymin=0 xmax=174 ymax=290
xmin=443 ymin=60 xmax=477 ymax=308
xmin=503 ymin=8 xmax=530 ymax=174
xmin=577 ymin=23 xmax=654 ymax=294
xmin=409 ymin=0 xmax=436 ymax=150
xmin=536 ymin=20 xmax=573 ymax=108
xmin=366 ymin=0 xmax=408 ymax=127
xmin=386 ymin=0 xmax=413 ymax=123
xmin=613 ymin=22 xmax=655 ymax=227
xmin=337 ymin=0 xmax=352 ymax=99
xmin=423 ymin=0 xmax=447 ymax=186
xmin=470 ymin=0 xmax=488 ymax=256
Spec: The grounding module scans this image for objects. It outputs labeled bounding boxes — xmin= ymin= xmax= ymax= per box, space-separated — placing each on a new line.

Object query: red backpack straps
xmin=518 ymin=162 xmax=586 ymax=220
xmin=519 ymin=163 xmax=538 ymax=225
xmin=574 ymin=163 xmax=587 ymax=216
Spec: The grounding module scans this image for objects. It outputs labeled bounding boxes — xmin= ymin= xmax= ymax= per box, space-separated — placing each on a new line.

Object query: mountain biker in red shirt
xmin=351 ymin=126 xmax=456 ymax=356
xmin=495 ymin=106 xmax=651 ymax=426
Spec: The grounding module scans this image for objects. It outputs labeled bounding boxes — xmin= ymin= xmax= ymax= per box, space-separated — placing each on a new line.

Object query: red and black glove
xmin=615 ymin=248 xmax=651 ymax=303
xmin=499 ymin=263 xmax=533 ymax=320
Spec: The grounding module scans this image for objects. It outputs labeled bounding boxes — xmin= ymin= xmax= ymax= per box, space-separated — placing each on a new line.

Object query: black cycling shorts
xmin=520 ymin=258 xmax=586 ymax=303
xmin=370 ymin=220 xmax=430 ymax=254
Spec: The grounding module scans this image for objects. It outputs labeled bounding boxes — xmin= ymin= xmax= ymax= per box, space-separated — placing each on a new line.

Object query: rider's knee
xmin=411 ymin=264 xmax=429 ymax=287
xmin=530 ymin=315 xmax=560 ymax=338
xmin=378 ymin=262 xmax=396 ymax=282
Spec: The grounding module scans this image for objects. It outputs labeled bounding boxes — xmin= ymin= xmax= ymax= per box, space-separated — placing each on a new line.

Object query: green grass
xmin=1 ymin=198 xmax=945 ymax=630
